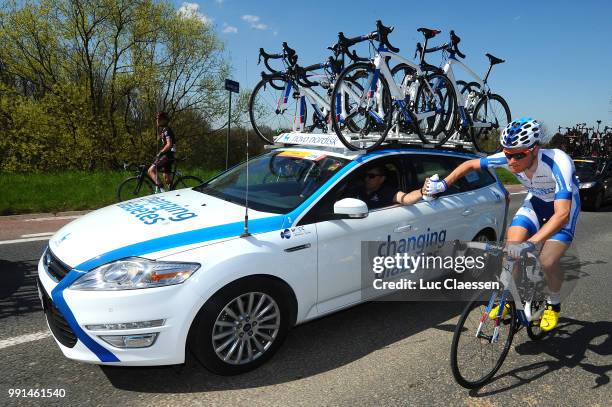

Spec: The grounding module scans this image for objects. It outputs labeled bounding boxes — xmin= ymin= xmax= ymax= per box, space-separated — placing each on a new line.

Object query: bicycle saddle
xmin=417 ymin=27 xmax=441 ymax=39
xmin=486 ymin=53 xmax=505 ymax=65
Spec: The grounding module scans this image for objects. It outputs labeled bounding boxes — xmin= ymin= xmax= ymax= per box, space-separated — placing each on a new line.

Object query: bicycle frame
xmin=442 ymin=56 xmax=494 ymax=129
xmin=462 ymin=242 xmax=545 ymax=343
xmin=363 ymin=45 xmax=442 ymax=125
xmin=277 ymin=74 xmax=362 ymax=132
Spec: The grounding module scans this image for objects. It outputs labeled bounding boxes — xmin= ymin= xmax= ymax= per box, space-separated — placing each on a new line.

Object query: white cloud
xmin=222 ymin=23 xmax=238 ymax=34
xmin=178 ymin=2 xmax=212 ymax=25
xmin=241 ymin=14 xmax=268 ymax=30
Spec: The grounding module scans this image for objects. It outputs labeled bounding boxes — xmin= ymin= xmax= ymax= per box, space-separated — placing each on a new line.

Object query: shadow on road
xmin=101 ymin=300 xmax=463 ymax=392
xmin=469 ymin=318 xmax=612 ymax=396
xmin=0 ymin=258 xmax=42 ymax=320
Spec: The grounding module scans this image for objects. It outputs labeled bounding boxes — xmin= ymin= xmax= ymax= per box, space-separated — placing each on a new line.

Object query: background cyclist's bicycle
xmin=117 ymin=158 xmax=203 ymax=202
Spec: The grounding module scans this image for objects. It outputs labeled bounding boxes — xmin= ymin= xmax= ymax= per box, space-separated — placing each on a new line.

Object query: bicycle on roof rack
xmin=248 ymin=38 xmax=369 ymax=145
xmin=409 ymin=29 xmax=511 ymax=153
xmin=329 ymin=20 xmax=456 ymax=151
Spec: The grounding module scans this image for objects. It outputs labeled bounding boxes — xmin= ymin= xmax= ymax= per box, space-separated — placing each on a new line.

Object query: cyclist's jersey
xmin=479 ymin=148 xmax=578 ymax=202
xmin=160 ymin=127 xmax=177 ymax=154
xmin=480 ymin=148 xmax=580 ymax=242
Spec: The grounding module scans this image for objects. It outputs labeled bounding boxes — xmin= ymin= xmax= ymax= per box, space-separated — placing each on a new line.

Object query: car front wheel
xmin=188 ymin=277 xmax=292 ymax=375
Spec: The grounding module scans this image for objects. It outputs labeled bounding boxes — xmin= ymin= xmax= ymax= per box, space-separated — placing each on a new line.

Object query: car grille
xmin=37 ymin=278 xmax=78 ymax=348
xmin=44 ymin=248 xmax=72 ymax=282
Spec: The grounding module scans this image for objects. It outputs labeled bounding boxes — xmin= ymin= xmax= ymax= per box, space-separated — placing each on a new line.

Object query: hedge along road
xmin=0 ymin=195 xmax=610 ymax=406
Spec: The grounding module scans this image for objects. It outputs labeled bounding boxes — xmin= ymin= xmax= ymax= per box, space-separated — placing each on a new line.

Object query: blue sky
xmin=177 ymin=0 xmax=612 ymax=133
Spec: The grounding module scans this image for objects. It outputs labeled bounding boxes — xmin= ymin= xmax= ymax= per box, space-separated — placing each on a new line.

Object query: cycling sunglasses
xmin=503 ymin=149 xmax=532 ymax=161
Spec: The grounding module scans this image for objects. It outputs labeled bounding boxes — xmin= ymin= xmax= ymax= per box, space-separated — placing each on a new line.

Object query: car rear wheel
xmin=188 ymin=277 xmax=292 ymax=375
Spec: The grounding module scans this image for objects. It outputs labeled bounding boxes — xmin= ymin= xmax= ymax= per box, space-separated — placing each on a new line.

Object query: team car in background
xmin=37 ymin=141 xmax=508 ymax=375
xmin=573 ymin=157 xmax=612 ymax=211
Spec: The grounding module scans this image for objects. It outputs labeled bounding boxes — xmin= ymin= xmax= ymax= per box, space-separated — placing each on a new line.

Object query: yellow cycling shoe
xmin=488 ymin=303 xmax=510 ymax=320
xmin=540 ymin=304 xmax=560 ymax=332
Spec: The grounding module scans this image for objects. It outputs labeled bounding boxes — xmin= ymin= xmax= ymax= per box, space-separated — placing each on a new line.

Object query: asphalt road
xmin=1 ymin=195 xmax=611 ymax=407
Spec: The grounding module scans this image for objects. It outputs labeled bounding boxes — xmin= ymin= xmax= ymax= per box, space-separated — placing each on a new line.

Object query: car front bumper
xmin=36 ymin=255 xmax=203 ymax=366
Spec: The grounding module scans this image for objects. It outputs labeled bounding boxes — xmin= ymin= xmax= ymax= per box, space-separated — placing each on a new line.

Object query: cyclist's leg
xmin=148 ymin=163 xmax=159 ymax=186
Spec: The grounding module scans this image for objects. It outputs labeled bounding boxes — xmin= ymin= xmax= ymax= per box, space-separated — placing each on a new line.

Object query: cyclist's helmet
xmin=500 ymin=117 xmax=541 ymax=149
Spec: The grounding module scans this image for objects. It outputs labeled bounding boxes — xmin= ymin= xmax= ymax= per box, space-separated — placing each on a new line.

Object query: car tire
xmin=188 ymin=276 xmax=292 ymax=375
xmin=461 ymin=230 xmax=496 ymax=280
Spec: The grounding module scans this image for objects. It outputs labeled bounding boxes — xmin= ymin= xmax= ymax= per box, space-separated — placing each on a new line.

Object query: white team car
xmin=37 ymin=142 xmax=508 ymax=375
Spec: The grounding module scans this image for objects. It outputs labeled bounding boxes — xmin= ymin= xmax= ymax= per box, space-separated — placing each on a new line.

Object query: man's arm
xmin=158 ymin=137 xmax=173 ymax=155
xmin=528 ymin=199 xmax=571 ymax=244
xmin=393 ymin=189 xmax=423 ymax=205
xmin=441 ymin=158 xmax=482 ymax=188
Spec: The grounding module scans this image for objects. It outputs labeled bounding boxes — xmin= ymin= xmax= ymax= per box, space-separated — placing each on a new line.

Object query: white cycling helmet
xmin=500 ymin=117 xmax=541 ymax=149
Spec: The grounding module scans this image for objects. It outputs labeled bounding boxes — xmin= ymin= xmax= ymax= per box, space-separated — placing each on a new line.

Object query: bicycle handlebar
xmin=375 ymin=20 xmax=399 ymax=53
xmin=449 ymin=30 xmax=466 ymax=59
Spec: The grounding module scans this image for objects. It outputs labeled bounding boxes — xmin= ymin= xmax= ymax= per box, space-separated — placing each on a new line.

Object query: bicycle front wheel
xmin=174 ymin=175 xmax=203 ymax=190
xmin=470 ymin=94 xmax=510 ymax=154
xmin=414 ymin=73 xmax=456 ymax=144
xmin=117 ymin=176 xmax=154 ymax=202
xmin=249 ymin=76 xmax=304 ymax=144
xmin=330 ymin=62 xmax=392 ymax=151
xmin=450 ymin=291 xmax=517 ymax=389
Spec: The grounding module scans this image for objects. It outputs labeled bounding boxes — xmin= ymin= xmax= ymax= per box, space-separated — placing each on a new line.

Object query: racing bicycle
xmin=117 ymin=158 xmax=203 ymax=202
xmin=412 ymin=30 xmax=511 ymax=153
xmin=330 ymin=21 xmax=455 ymax=150
xmin=450 ymin=242 xmax=547 ymax=388
xmin=249 ymin=40 xmax=367 ymax=144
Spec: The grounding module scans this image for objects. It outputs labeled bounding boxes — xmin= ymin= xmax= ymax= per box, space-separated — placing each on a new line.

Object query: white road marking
xmin=0 ymin=331 xmax=52 ymax=350
xmin=510 ymin=191 xmax=527 ymax=195
xmin=25 ymin=215 xmax=81 ymax=222
xmin=0 ymin=236 xmax=51 ymax=245
xmin=21 ymin=232 xmax=55 ymax=238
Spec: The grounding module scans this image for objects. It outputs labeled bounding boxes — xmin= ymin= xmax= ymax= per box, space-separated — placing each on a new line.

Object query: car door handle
xmin=462 ymin=209 xmax=474 ymax=216
xmin=284 ymin=243 xmax=311 ymax=252
xmin=394 ymin=225 xmax=413 ymax=233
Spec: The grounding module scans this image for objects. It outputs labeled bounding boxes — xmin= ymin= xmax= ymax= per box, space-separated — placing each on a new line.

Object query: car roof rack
xmin=265 ymin=131 xmax=483 ymax=157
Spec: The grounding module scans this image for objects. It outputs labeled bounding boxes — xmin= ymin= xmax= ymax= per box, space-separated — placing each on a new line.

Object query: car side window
xmin=298 ymin=157 xmax=404 ymax=225
xmin=404 ymin=155 xmax=463 ymax=196
xmin=404 ymin=154 xmax=495 ymax=195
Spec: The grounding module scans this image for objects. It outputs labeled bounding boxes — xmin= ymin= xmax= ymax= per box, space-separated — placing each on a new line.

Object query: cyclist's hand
xmin=423 ymin=178 xmax=447 ymax=196
xmin=506 ymin=241 xmax=536 ymax=259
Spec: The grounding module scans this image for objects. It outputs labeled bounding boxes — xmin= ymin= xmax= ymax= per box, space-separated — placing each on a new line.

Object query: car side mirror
xmin=333 ymin=198 xmax=369 ymax=219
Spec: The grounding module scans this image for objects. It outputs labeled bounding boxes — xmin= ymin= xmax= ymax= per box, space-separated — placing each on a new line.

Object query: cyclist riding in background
xmin=148 ymin=111 xmax=177 ymax=193
xmin=424 ymin=117 xmax=580 ymax=332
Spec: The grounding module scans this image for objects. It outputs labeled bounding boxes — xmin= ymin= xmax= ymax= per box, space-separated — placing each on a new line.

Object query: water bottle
xmin=423 ymin=174 xmax=439 ymax=202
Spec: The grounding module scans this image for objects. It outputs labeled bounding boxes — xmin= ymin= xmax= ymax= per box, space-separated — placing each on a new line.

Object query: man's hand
xmin=506 ymin=241 xmax=536 ymax=259
xmin=423 ymin=178 xmax=447 ymax=196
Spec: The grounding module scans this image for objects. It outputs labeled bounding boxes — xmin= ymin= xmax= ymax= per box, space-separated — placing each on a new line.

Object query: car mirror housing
xmin=334 ymin=198 xmax=369 ymax=219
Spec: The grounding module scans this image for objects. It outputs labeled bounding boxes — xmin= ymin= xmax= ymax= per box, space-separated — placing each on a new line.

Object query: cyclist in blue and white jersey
xmin=424 ymin=118 xmax=580 ymax=332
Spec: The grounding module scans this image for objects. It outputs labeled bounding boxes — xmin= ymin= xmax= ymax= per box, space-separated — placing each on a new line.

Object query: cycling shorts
xmin=509 ymin=195 xmax=580 ymax=243
xmin=153 ymin=153 xmax=174 ymax=172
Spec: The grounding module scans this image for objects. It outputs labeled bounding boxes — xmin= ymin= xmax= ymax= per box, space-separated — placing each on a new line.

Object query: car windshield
xmin=573 ymin=160 xmax=597 ymax=174
xmin=196 ymin=150 xmax=348 ymax=213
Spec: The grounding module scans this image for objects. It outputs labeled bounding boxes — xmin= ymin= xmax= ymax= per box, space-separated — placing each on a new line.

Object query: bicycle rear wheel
xmin=470 ymin=94 xmax=510 ymax=154
xmin=450 ymin=291 xmax=517 ymax=388
xmin=174 ymin=175 xmax=203 ymax=190
xmin=117 ymin=176 xmax=154 ymax=202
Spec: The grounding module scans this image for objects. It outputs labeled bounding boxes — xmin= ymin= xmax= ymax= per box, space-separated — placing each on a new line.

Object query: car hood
xmin=48 ymin=189 xmax=280 ymax=268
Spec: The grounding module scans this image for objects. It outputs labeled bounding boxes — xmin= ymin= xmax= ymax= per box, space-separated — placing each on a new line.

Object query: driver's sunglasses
xmin=364 ymin=173 xmax=384 ymax=179
xmin=504 ymin=149 xmax=531 ymax=161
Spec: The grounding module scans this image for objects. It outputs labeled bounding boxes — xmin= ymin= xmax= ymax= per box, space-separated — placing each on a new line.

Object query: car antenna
xmin=240 ymin=128 xmax=251 ymax=238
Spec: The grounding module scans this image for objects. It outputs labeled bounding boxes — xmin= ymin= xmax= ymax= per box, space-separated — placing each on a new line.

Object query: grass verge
xmin=0 ymin=169 xmax=219 ymax=215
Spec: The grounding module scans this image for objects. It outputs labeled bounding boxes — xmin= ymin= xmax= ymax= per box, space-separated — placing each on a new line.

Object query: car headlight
xmin=70 ymin=258 xmax=200 ymax=290
xmin=579 ymin=182 xmax=596 ymax=189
